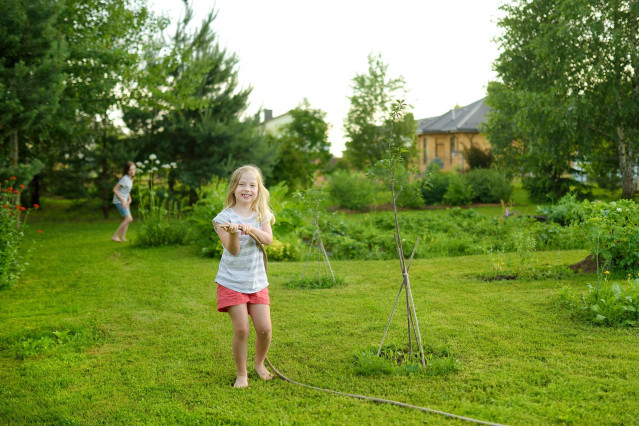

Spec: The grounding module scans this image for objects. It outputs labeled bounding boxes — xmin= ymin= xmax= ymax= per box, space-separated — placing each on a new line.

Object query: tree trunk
xmin=10 ymin=130 xmax=21 ymax=228
xmin=101 ymin=129 xmax=110 ymax=219
xmin=31 ymin=174 xmax=41 ymax=206
xmin=617 ymin=127 xmax=635 ymax=199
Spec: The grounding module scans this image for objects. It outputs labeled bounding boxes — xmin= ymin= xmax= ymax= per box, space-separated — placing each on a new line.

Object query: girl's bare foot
xmin=111 ymin=236 xmax=121 ymax=242
xmin=233 ymin=376 xmax=249 ymax=388
xmin=256 ymin=364 xmax=274 ymax=381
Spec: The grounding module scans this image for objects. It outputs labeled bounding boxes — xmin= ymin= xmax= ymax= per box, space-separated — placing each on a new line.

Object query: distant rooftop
xmin=417 ymin=98 xmax=489 ymax=134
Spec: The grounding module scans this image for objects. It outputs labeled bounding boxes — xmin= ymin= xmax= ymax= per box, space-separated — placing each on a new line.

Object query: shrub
xmin=464 ymin=168 xmax=512 ymax=203
xmin=1 ymin=177 xmax=37 ymax=290
xmin=581 ymin=199 xmax=639 ymax=273
xmin=523 ymin=176 xmax=592 ymax=203
xmin=537 ymin=193 xmax=587 ymax=226
xmin=562 ymin=277 xmax=639 ymax=327
xmin=443 ymin=173 xmax=475 ymax=205
xmin=187 ymin=179 xmax=228 ymax=257
xmin=327 ymin=170 xmax=377 ymax=210
xmin=421 ymin=169 xmax=449 ymax=205
xmin=265 ymin=238 xmax=299 ymax=261
xmin=463 ymin=144 xmax=494 ymax=170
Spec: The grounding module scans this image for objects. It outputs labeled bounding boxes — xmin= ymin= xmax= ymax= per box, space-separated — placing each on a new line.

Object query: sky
xmin=149 ymin=0 xmax=505 ymax=156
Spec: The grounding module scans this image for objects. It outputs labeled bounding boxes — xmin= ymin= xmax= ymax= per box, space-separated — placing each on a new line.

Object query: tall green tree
xmin=0 ymin=0 xmax=65 ymax=187
xmin=54 ymin=0 xmax=161 ymax=217
xmin=486 ymin=0 xmax=639 ymax=199
xmin=343 ymin=53 xmax=416 ymax=170
xmin=124 ymin=4 xmax=275 ymax=202
xmin=269 ymin=100 xmax=331 ymax=189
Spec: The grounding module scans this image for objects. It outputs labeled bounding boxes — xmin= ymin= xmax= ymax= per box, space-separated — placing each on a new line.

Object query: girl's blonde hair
xmin=224 ymin=165 xmax=274 ymax=224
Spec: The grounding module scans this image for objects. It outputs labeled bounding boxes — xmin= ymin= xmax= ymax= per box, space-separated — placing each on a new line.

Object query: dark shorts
xmin=216 ymin=284 xmax=270 ymax=312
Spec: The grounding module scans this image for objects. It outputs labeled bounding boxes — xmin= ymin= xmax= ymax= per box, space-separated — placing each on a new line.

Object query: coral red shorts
xmin=216 ymin=284 xmax=270 ymax=312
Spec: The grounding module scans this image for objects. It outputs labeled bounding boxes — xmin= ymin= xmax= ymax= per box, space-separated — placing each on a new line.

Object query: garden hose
xmin=216 ymin=223 xmax=507 ymax=426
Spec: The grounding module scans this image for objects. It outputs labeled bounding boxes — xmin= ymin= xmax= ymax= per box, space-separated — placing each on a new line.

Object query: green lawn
xmin=1 ymin=215 xmax=637 ymax=425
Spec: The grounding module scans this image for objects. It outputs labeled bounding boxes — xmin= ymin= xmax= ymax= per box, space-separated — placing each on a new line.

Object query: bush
xmin=523 ymin=176 xmax=592 ymax=203
xmin=464 ymin=168 xmax=512 ymax=203
xmin=561 ymin=278 xmax=639 ymax=327
xmin=537 ymin=193 xmax=587 ymax=226
xmin=421 ymin=162 xmax=449 ymax=205
xmin=0 ymin=177 xmax=36 ymax=290
xmin=443 ymin=173 xmax=475 ymax=205
xmin=581 ymin=199 xmax=639 ymax=273
xmin=327 ymin=170 xmax=377 ymax=210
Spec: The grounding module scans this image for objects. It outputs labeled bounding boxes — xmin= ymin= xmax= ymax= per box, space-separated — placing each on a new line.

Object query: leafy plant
xmin=326 ymin=169 xmax=377 ymax=210
xmin=0 ymin=176 xmax=39 ymax=289
xmin=134 ymin=154 xmax=186 ymax=247
xmin=565 ymin=276 xmax=639 ymax=327
xmin=443 ymin=173 xmax=475 ymax=205
xmin=580 ymin=199 xmax=639 ymax=274
xmin=464 ymin=168 xmax=512 ymax=203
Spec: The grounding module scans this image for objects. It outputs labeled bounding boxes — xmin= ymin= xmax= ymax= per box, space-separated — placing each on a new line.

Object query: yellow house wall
xmin=415 ymin=132 xmax=491 ymax=173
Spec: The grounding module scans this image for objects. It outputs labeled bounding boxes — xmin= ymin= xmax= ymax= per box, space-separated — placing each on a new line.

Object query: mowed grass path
xmin=1 ymin=217 xmax=638 ymax=425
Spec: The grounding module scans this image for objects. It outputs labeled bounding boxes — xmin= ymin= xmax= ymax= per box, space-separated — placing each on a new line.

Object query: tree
xmin=486 ymin=0 xmax=639 ymax=199
xmin=343 ymin=53 xmax=416 ymax=170
xmin=124 ymin=4 xmax=275 ymax=203
xmin=269 ymin=100 xmax=331 ymax=189
xmin=53 ymin=0 xmax=162 ymax=217
xmin=0 ymin=0 xmax=65 ymax=191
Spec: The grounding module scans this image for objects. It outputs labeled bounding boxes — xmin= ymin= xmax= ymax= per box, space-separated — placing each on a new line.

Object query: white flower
xmin=617 ymin=208 xmax=622 ymax=212
xmin=144 ymin=160 xmax=149 ymax=164
xmin=155 ymin=160 xmax=160 ymax=164
xmin=136 ymin=162 xmax=144 ymax=168
xmin=151 ymin=167 xmax=158 ymax=172
xmin=149 ymin=154 xmax=157 ymax=160
xmin=170 ymin=162 xmax=177 ymax=168
xmin=162 ymin=164 xmax=171 ymax=169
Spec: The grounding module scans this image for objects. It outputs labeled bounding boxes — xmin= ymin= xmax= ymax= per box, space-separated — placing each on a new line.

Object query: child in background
xmin=213 ymin=165 xmax=275 ymax=388
xmin=111 ymin=161 xmax=136 ymax=242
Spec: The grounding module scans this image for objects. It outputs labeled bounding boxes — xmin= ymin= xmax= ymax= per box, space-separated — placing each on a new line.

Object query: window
xmin=450 ymin=137 xmax=456 ymax=164
xmin=422 ymin=138 xmax=428 ymax=164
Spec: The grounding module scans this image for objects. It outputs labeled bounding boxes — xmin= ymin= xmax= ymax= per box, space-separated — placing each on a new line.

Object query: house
xmin=415 ymin=98 xmax=490 ymax=173
xmin=259 ymin=109 xmax=293 ymax=135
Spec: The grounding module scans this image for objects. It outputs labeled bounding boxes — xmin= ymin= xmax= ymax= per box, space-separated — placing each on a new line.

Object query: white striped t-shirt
xmin=213 ymin=208 xmax=270 ymax=294
xmin=112 ymin=175 xmax=133 ymax=205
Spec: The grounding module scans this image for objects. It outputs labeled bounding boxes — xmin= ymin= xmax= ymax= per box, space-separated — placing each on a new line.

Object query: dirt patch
xmin=568 ymin=255 xmax=601 ymax=274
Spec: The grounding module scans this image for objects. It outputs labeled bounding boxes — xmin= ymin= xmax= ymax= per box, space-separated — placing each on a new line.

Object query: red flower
xmin=19 ymin=206 xmax=26 ymax=211
xmin=33 ymin=204 xmax=39 ymax=209
xmin=20 ymin=184 xmax=24 ymax=189
xmin=2 ymin=204 xmax=7 ymax=209
xmin=13 ymin=190 xmax=19 ymax=194
xmin=37 ymin=230 xmax=42 ymax=234
xmin=5 ymin=187 xmax=12 ymax=192
xmin=9 ymin=176 xmax=16 ymax=180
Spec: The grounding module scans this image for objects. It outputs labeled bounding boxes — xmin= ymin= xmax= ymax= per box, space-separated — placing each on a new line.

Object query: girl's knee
xmin=234 ymin=324 xmax=250 ymax=339
xmin=255 ymin=324 xmax=272 ymax=337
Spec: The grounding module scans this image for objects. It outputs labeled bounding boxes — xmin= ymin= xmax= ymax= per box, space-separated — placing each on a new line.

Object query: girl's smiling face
xmin=234 ymin=172 xmax=258 ymax=206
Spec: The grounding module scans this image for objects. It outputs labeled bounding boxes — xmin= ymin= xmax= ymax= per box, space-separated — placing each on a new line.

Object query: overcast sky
xmin=149 ymin=0 xmax=505 ymax=156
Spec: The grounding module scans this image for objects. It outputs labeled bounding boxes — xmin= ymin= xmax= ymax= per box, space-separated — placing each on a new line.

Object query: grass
xmin=1 ymin=211 xmax=638 ymax=424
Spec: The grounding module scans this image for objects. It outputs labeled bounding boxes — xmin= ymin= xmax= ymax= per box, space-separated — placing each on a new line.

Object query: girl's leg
xmin=227 ymin=304 xmax=251 ymax=388
xmin=112 ymin=214 xmax=133 ymax=242
xmin=248 ymin=303 xmax=273 ymax=380
xmin=118 ymin=214 xmax=133 ymax=241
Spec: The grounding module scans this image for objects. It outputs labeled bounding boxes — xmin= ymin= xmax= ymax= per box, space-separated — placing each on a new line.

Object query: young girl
xmin=111 ymin=161 xmax=136 ymax=242
xmin=213 ymin=165 xmax=275 ymax=388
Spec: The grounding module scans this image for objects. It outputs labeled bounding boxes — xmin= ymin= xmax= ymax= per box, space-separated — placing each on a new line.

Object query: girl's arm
xmin=113 ymin=183 xmax=127 ymax=206
xmin=215 ymin=221 xmax=241 ymax=255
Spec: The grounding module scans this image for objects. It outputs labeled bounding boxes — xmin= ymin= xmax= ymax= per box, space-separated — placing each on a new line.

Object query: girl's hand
xmin=224 ymin=223 xmax=239 ymax=234
xmin=240 ymin=224 xmax=253 ymax=235
xmin=122 ymin=201 xmax=129 ymax=208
